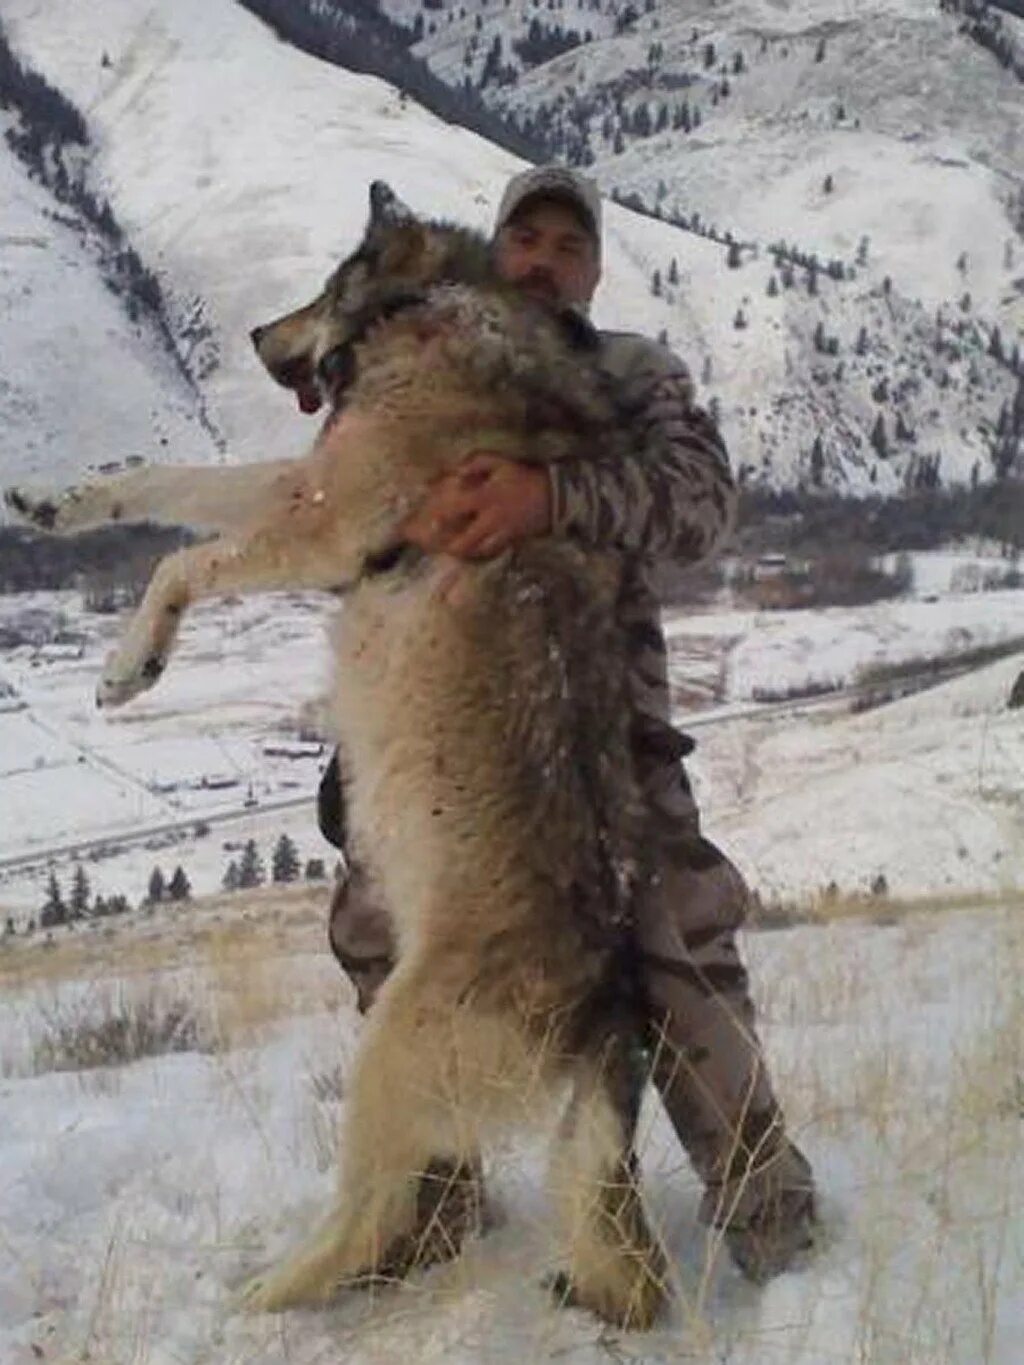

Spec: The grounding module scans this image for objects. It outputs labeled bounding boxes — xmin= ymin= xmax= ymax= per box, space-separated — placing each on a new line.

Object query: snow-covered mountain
xmin=382 ymin=0 xmax=1024 ymax=490
xmin=0 ymin=0 xmax=1020 ymax=496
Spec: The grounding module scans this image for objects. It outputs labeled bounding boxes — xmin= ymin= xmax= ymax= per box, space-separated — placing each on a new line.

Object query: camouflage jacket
xmin=547 ymin=331 xmax=736 ymax=753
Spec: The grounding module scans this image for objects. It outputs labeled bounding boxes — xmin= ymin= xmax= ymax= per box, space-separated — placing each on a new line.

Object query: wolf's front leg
xmin=97 ymin=546 xmax=196 ymax=707
xmin=97 ymin=519 xmax=367 ymax=707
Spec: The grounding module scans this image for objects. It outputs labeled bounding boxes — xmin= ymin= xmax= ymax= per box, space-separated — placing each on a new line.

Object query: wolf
xmin=4 ymin=182 xmax=668 ymax=1327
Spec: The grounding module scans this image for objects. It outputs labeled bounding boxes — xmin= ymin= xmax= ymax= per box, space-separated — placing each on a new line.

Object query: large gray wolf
xmin=5 ymin=182 xmax=667 ymax=1327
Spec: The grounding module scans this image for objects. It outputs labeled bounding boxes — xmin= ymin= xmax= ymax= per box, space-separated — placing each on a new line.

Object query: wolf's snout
xmin=250 ymin=325 xmax=266 ymax=349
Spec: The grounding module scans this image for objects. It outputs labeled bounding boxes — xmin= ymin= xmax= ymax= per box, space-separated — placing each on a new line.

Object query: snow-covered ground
xmin=2 ymin=885 xmax=1022 ymax=1363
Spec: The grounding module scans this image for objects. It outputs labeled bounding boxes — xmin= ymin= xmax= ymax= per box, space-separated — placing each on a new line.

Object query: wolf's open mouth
xmin=272 ymin=357 xmax=322 ymax=415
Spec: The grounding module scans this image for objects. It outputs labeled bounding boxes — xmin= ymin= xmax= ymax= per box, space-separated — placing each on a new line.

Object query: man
xmin=318 ymin=166 xmax=816 ymax=1283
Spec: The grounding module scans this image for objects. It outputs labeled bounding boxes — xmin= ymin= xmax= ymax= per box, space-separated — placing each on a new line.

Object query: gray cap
xmin=493 ymin=165 xmax=602 ymax=252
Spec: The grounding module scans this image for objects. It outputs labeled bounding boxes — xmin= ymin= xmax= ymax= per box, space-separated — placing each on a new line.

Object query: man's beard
xmin=515 ymin=270 xmax=563 ymax=304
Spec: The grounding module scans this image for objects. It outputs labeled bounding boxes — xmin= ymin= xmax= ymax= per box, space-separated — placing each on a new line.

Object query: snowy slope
xmin=2 ymin=889 xmax=1023 ymax=1362
xmin=2 ymin=0 xmax=1018 ymax=494
xmin=384 ymin=0 xmax=1024 ymax=489
xmin=0 ymin=0 xmax=715 ymax=470
xmin=0 ymin=132 xmax=220 ymax=486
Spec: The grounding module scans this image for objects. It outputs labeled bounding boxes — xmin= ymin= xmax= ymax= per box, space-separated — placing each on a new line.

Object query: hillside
xmin=0 ymin=0 xmax=1020 ymax=493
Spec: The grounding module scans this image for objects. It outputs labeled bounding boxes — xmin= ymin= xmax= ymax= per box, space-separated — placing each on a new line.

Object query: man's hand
xmin=400 ymin=453 xmax=551 ymax=560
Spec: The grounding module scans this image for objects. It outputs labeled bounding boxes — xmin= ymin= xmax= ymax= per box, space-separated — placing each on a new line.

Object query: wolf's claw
xmin=96 ymin=651 xmax=165 ymax=708
xmin=4 ymin=486 xmax=62 ymax=529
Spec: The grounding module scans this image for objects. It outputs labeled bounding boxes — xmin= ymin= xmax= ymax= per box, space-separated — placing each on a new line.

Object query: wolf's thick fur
xmin=5 ymin=184 xmax=667 ymax=1326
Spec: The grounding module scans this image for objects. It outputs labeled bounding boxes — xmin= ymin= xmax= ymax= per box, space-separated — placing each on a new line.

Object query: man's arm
xmin=398 ymin=341 xmax=735 ymax=565
xmin=548 ymin=347 xmax=736 ymax=565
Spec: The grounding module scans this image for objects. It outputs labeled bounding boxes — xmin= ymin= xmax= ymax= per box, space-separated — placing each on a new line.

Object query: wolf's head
xmin=250 ymin=182 xmax=493 ymax=416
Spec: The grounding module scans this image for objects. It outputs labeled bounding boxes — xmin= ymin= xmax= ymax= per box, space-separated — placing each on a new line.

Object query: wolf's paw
xmin=238 ymin=1265 xmax=333 ymax=1314
xmin=4 ymin=478 xmax=127 ymax=533
xmin=96 ymin=645 xmax=166 ymax=709
xmin=4 ymin=485 xmax=67 ymax=531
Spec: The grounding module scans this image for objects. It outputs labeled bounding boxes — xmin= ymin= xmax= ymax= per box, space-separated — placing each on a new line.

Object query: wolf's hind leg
xmin=549 ymin=1032 xmax=667 ymax=1330
xmin=242 ymin=972 xmax=505 ymax=1312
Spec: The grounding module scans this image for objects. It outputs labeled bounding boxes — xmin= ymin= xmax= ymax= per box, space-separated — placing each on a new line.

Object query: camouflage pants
xmin=320 ymin=741 xmax=813 ymax=1233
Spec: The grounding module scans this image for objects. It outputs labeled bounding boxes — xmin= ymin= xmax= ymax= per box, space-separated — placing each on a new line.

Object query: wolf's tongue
xmin=297 ymin=386 xmax=322 ymax=415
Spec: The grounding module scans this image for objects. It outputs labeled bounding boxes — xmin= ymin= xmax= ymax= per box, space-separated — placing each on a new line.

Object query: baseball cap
xmin=493 ymin=166 xmax=602 ymax=253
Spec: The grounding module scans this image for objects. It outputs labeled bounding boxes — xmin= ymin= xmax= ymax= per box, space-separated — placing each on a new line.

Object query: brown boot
xmin=707 ymin=1141 xmax=817 ymax=1284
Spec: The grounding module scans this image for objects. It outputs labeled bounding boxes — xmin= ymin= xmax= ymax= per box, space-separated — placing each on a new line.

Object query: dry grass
xmin=5 ymin=886 xmax=1024 ymax=1361
xmin=28 ymin=984 xmax=216 ymax=1075
xmin=751 ymin=884 xmax=1024 ymax=931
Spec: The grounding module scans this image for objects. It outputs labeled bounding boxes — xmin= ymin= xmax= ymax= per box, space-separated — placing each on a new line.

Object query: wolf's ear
xmin=368 ymin=180 xmax=415 ymax=228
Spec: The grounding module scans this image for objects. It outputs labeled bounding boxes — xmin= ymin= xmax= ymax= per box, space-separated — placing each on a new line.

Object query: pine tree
xmin=69 ymin=863 xmax=90 ymax=919
xmin=40 ymin=870 xmax=66 ymax=928
xmin=733 ymin=307 xmax=748 ymax=330
xmin=815 ymin=37 xmax=827 ymax=62
xmin=810 ymin=435 xmax=825 ymax=486
xmin=147 ymin=866 xmax=166 ymax=903
xmin=237 ymin=840 xmax=265 ymax=889
xmin=650 ymin=268 xmax=662 ymax=297
xmin=272 ymin=833 xmax=301 ymax=884
xmin=870 ymin=413 xmax=888 ymax=458
xmin=767 ymin=274 xmax=779 ymax=297
xmin=668 ymin=257 xmax=679 ymax=286
xmin=813 ymin=320 xmax=826 ymax=352
xmin=726 ymin=242 xmax=742 ymax=269
xmin=222 ymin=860 xmax=240 ymax=892
xmin=823 ymin=173 xmax=834 ymax=193
xmin=855 ymin=325 xmax=869 ymax=356
xmin=304 ymin=858 xmax=327 ymax=882
xmin=168 ymin=866 xmax=191 ymax=901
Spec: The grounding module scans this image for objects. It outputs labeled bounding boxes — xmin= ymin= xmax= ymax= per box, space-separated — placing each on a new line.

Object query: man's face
xmin=492 ymin=199 xmax=601 ymax=309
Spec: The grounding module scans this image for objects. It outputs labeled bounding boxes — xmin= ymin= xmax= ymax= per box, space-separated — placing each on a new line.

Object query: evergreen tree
xmin=147 ymin=866 xmax=166 ymax=903
xmin=40 ymin=870 xmax=66 ymax=928
xmin=815 ymin=37 xmax=827 ymax=62
xmin=272 ymin=833 xmax=301 ymax=884
xmin=733 ymin=307 xmax=748 ymax=330
xmin=767 ymin=274 xmax=779 ymax=297
xmin=222 ymin=860 xmax=240 ymax=893
xmin=989 ymin=326 xmax=1004 ymax=362
xmin=810 ymin=435 xmax=825 ymax=487
xmin=304 ymin=858 xmax=327 ymax=882
xmin=650 ymin=268 xmax=662 ymax=297
xmin=69 ymin=863 xmax=90 ymax=919
xmin=726 ymin=242 xmax=742 ymax=269
xmin=823 ymin=173 xmax=834 ymax=193
xmin=237 ymin=840 xmax=265 ymax=889
xmin=668 ymin=257 xmax=679 ymax=286
xmin=813 ymin=320 xmax=826 ymax=352
xmin=871 ymin=413 xmax=889 ymax=458
xmin=855 ymin=325 xmax=869 ymax=356
xmin=168 ymin=866 xmax=192 ymax=901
